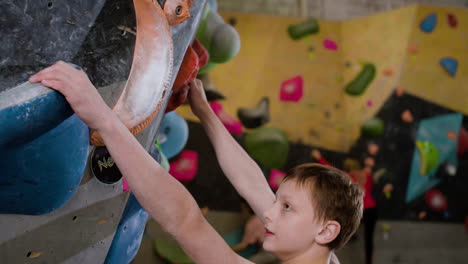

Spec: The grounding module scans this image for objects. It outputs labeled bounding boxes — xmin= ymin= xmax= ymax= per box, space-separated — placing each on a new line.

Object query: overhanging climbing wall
xmin=0 ymin=0 xmax=207 ymax=263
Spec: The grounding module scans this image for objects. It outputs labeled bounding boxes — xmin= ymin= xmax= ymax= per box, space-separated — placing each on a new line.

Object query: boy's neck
xmin=282 ymin=247 xmax=331 ymax=264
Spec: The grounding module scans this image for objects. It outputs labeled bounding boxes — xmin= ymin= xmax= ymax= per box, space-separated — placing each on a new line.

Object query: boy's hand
xmin=29 ymin=61 xmax=113 ymax=130
xmin=187 ymin=79 xmax=210 ymax=118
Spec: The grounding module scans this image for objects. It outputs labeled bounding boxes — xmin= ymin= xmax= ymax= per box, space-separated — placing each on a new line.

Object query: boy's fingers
xmin=41 ymin=79 xmax=68 ymax=93
xmin=29 ymin=61 xmax=76 ymax=83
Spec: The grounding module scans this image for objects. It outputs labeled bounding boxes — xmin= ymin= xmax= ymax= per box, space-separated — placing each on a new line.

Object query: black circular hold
xmin=91 ymin=146 xmax=123 ymax=184
xmin=47 ymin=2 xmax=53 ymax=9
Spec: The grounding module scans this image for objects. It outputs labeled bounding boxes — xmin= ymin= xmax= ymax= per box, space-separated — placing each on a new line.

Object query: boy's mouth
xmin=265 ymin=227 xmax=274 ymax=236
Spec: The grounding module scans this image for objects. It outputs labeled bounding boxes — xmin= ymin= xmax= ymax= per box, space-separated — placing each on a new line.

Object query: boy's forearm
xmin=196 ymin=103 xmax=275 ymax=218
xmin=97 ymin=113 xmax=202 ymax=234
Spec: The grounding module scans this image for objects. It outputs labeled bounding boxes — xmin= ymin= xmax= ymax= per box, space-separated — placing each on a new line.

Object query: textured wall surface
xmin=218 ymin=0 xmax=468 ymax=20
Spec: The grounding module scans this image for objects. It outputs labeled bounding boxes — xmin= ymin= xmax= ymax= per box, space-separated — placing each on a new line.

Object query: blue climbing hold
xmin=156 ymin=111 xmax=189 ymax=159
xmin=440 ymin=57 xmax=458 ymax=77
xmin=420 ymin=13 xmax=437 ymax=33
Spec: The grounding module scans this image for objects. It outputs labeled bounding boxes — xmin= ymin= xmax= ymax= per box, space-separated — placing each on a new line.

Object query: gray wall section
xmin=337 ymin=221 xmax=468 ymax=264
xmin=218 ymin=0 xmax=468 ymax=19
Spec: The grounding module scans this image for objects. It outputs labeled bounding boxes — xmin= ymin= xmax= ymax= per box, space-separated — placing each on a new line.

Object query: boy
xmin=29 ymin=62 xmax=363 ymax=264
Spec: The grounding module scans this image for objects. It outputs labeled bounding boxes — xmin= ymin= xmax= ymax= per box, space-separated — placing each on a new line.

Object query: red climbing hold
xmin=457 ymin=127 xmax=468 ymax=157
xmin=447 ymin=13 xmax=458 ymax=28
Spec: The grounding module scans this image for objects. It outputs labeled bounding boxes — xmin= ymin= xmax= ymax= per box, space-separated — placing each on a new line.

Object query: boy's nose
xmin=263 ymin=205 xmax=275 ymax=223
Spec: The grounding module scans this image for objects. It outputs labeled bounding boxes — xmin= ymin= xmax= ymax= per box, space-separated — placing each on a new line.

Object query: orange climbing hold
xmin=395 ymin=87 xmax=405 ymax=97
xmin=401 ymin=109 xmax=414 ymax=123
xmin=383 ymin=68 xmax=394 ymax=76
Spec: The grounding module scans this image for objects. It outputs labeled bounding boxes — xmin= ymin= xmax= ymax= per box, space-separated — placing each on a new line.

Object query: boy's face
xmin=262 ymin=179 xmax=324 ymax=258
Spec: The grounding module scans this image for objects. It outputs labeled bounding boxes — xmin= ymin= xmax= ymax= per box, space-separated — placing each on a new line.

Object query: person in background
xmin=311 ymin=149 xmax=377 ymax=264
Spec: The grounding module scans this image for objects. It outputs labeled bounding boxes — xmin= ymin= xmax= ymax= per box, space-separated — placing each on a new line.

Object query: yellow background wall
xmin=177 ymin=5 xmax=467 ymax=152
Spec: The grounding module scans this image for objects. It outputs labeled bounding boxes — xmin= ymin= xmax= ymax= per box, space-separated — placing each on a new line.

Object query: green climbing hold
xmin=287 ymin=18 xmax=320 ymax=41
xmin=345 ymin=63 xmax=376 ymax=96
xmin=416 ymin=141 xmax=440 ymax=176
xmin=244 ymin=127 xmax=289 ymax=169
xmin=361 ymin=118 xmax=385 ymax=138
xmin=210 ymin=24 xmax=241 ymax=63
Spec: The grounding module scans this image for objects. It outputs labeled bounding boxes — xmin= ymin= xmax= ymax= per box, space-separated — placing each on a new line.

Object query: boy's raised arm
xmin=29 ymin=62 xmax=251 ymax=264
xmin=188 ymin=80 xmax=275 ymax=222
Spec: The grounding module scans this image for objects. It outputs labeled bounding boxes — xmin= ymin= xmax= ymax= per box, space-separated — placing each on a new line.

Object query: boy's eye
xmin=284 ymin=203 xmax=291 ymax=211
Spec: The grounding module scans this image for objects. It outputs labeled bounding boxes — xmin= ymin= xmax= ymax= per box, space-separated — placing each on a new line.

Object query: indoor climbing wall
xmin=0 ymin=0 xmax=207 ymax=263
xmin=177 ymin=4 xmax=467 ymax=153
xmin=177 ymin=13 xmax=348 ymax=151
xmin=400 ymin=6 xmax=468 ymax=114
xmin=340 ymin=5 xmax=416 ymax=145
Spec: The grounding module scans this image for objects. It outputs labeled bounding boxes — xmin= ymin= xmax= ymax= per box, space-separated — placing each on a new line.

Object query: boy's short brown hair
xmin=282 ymin=163 xmax=363 ymax=249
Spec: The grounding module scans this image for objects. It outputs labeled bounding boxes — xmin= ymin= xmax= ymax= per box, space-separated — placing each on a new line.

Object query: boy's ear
xmin=316 ymin=220 xmax=340 ymax=245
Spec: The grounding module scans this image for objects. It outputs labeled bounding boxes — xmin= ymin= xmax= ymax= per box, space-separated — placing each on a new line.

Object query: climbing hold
xmin=368 ymin=144 xmax=379 ymax=156
xmin=408 ymin=44 xmax=418 ymax=54
xmin=237 ymin=97 xmax=270 ymax=129
xmin=104 ymin=194 xmax=148 ymax=264
xmin=210 ymin=101 xmax=243 ymax=135
xmin=268 ymin=169 xmax=287 ymax=191
xmin=401 ymin=109 xmax=414 ymax=123
xmin=308 ymin=50 xmax=316 ymax=60
xmin=457 ymin=127 xmax=468 ymax=156
xmin=91 ymin=146 xmax=123 ymax=185
xmin=210 ymin=24 xmax=241 ymax=63
xmin=445 ymin=163 xmax=457 ymax=176
xmin=418 ymin=211 xmax=427 ymax=220
xmin=424 ymin=189 xmax=447 ymax=212
xmin=395 ymin=87 xmax=405 ymax=97
xmin=439 ymin=57 xmax=458 ymax=77
xmin=287 ymin=18 xmax=319 ymax=40
xmin=28 ymin=252 xmax=43 ymax=259
xmin=156 ymin=111 xmax=189 ymax=159
xmin=382 ymin=183 xmax=393 ymax=199
xmin=383 ymin=68 xmax=394 ymax=77
xmin=447 ymin=13 xmax=457 ymax=28
xmin=169 ymin=150 xmax=198 ymax=181
xmin=446 ymin=131 xmax=457 ymax=140
xmin=344 ymin=63 xmax=376 ymax=96
xmin=323 ymin=39 xmax=338 ymax=50
xmin=280 ymin=75 xmax=303 ymax=102
xmin=244 ymin=127 xmax=289 ymax=169
xmin=416 ymin=141 xmax=440 ymax=176
xmin=420 ymin=13 xmax=437 ymax=33
xmin=366 ymin=100 xmax=373 ymax=107
xmin=361 ymin=118 xmax=385 ymax=138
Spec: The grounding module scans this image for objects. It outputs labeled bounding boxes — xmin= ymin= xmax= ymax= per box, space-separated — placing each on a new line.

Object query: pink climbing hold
xmin=210 ymin=101 xmax=243 ymax=135
xmin=323 ymin=39 xmax=338 ymax=51
xmin=169 ymin=150 xmax=198 ymax=181
xmin=366 ymin=100 xmax=373 ymax=107
xmin=268 ymin=169 xmax=287 ymax=191
xmin=424 ymin=189 xmax=447 ymax=213
xmin=280 ymin=75 xmax=303 ymax=102
xmin=122 ymin=179 xmax=130 ymax=191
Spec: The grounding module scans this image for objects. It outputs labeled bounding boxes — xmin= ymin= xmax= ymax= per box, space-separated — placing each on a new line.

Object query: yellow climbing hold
xmin=416 ymin=141 xmax=440 ymax=176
